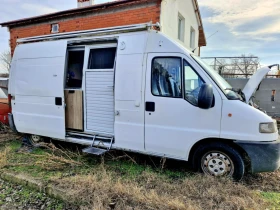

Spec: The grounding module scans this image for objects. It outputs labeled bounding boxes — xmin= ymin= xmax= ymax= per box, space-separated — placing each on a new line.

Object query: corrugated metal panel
xmin=85 ymin=71 xmax=114 ymax=135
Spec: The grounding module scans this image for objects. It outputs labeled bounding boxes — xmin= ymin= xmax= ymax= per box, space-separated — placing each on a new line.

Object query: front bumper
xmin=236 ymin=137 xmax=280 ymax=173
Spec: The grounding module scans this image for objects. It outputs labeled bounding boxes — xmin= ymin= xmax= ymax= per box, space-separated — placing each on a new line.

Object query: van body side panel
xmin=15 ymin=58 xmax=64 ymax=97
xmin=114 ymin=33 xmax=147 ymax=151
xmin=221 ymin=100 xmax=279 ymax=142
xmin=12 ymin=41 xmax=67 ymax=139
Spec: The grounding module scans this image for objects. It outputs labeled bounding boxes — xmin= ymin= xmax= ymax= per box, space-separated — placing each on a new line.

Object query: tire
xmin=193 ymin=142 xmax=245 ymax=181
xmin=25 ymin=134 xmax=44 ymax=146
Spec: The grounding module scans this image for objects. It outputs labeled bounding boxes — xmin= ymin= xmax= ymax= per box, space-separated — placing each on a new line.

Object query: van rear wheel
xmin=25 ymin=134 xmax=44 ymax=146
xmin=193 ymin=142 xmax=245 ymax=181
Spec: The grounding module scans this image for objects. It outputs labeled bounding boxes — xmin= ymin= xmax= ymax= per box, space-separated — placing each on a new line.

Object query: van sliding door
xmin=13 ymin=40 xmax=67 ymax=139
xmin=83 ymin=44 xmax=117 ymax=135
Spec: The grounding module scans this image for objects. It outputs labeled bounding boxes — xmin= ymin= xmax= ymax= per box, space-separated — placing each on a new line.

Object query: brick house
xmin=0 ymin=0 xmax=206 ymax=56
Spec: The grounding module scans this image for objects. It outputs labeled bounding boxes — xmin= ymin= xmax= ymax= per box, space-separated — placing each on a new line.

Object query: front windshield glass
xmin=191 ymin=54 xmax=240 ymax=100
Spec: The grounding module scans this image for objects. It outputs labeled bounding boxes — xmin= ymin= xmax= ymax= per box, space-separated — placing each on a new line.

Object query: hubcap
xmin=201 ymin=151 xmax=234 ymax=176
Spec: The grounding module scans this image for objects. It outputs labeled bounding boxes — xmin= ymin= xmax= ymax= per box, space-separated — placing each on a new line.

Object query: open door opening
xmin=65 ymin=47 xmax=85 ymax=131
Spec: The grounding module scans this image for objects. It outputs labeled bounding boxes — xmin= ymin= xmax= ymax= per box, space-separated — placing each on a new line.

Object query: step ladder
xmin=82 ymin=135 xmax=114 ymax=156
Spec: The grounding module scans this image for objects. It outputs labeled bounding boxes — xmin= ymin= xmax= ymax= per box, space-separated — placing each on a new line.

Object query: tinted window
xmin=88 ymin=47 xmax=116 ymax=69
xmin=151 ymin=58 xmax=182 ymax=98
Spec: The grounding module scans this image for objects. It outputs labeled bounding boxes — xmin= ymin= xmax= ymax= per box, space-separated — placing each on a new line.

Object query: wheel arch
xmin=188 ymin=138 xmax=251 ymax=169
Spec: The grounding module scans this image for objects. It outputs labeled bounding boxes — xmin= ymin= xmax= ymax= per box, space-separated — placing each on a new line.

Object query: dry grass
xmin=0 ymin=123 xmax=20 ymax=144
xmin=31 ymin=153 xmax=83 ymax=171
xmin=0 ymin=147 xmax=10 ymax=168
xmin=244 ymin=171 xmax=280 ymax=192
xmin=51 ymin=165 xmax=266 ymax=210
xmin=14 ymin=142 xmax=84 ymax=171
xmin=0 ymin=127 xmax=273 ymax=209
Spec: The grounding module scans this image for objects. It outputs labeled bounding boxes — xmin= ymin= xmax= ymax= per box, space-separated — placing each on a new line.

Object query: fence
xmin=201 ymin=57 xmax=280 ymax=78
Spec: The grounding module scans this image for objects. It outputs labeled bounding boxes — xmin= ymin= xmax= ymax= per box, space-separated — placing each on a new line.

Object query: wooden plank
xmin=65 ymin=90 xmax=83 ymax=130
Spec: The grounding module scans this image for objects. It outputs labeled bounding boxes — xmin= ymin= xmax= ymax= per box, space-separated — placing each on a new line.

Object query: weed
xmin=261 ymin=192 xmax=280 ymax=209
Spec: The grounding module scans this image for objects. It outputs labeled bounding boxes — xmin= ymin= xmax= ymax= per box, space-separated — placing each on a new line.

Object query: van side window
xmin=151 ymin=58 xmax=182 ymax=98
xmin=184 ymin=59 xmax=205 ymax=106
xmin=88 ymin=48 xmax=116 ymax=69
xmin=66 ymin=50 xmax=85 ymax=88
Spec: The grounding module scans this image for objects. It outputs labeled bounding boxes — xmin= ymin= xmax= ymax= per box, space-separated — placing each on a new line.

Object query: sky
xmin=0 ymin=0 xmax=280 ymax=71
xmin=198 ymin=0 xmax=280 ymax=67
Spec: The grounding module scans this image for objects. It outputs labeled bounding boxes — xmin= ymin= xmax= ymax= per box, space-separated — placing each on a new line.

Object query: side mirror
xmin=198 ymin=84 xmax=214 ymax=109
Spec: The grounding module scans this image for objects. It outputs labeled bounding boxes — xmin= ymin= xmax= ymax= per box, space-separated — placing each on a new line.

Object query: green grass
xmin=261 ymin=192 xmax=280 ymax=209
xmin=19 ymin=188 xmax=33 ymax=199
xmin=9 ymin=141 xmax=21 ymax=151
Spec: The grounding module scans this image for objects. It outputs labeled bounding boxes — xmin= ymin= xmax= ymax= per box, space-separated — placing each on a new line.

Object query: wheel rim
xmin=201 ymin=151 xmax=234 ymax=177
xmin=30 ymin=135 xmax=41 ymax=144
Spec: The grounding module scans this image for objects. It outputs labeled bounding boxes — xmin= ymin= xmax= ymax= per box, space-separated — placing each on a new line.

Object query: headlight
xmin=259 ymin=122 xmax=277 ymax=133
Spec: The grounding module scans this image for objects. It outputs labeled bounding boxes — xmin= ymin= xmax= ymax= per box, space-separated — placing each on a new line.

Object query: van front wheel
xmin=193 ymin=142 xmax=245 ymax=180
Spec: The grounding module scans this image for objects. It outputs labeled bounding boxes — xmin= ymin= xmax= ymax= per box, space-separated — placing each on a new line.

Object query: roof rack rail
xmin=17 ymin=22 xmax=161 ymax=44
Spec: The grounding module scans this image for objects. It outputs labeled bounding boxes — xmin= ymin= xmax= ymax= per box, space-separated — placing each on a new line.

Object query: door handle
xmin=146 ymin=102 xmax=155 ymax=112
xmin=55 ymin=97 xmax=63 ymax=106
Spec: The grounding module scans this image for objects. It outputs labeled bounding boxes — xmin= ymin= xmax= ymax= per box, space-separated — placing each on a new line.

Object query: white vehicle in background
xmin=7 ymin=23 xmax=280 ymax=180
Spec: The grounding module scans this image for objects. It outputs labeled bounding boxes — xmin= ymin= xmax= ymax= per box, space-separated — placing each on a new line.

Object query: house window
xmin=178 ymin=14 xmax=185 ymax=42
xmin=190 ymin=27 xmax=196 ymax=49
xmin=51 ymin=23 xmax=59 ymax=33
xmin=272 ymin=90 xmax=276 ymax=102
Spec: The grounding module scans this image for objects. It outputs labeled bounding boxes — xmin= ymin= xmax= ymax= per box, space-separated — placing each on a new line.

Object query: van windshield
xmin=191 ymin=55 xmax=240 ymax=100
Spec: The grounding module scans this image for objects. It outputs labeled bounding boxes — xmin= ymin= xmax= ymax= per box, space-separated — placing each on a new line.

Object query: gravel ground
xmin=0 ymin=178 xmax=78 ymax=210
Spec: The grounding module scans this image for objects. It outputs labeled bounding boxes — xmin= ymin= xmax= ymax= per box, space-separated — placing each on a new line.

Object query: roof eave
xmin=0 ymin=0 xmax=139 ymax=27
xmin=192 ymin=0 xmax=206 ymax=47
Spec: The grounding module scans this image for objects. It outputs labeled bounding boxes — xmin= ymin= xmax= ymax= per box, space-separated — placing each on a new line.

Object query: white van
xmin=8 ymin=23 xmax=280 ymax=180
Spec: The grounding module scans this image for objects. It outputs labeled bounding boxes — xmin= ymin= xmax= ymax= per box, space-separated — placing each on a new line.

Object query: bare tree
xmin=214 ymin=58 xmax=225 ymax=74
xmin=0 ymin=50 xmax=11 ymax=72
xmin=231 ymin=54 xmax=260 ymax=78
xmin=213 ymin=59 xmax=237 ymax=78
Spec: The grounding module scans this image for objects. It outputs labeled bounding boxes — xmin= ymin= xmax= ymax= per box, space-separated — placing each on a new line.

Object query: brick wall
xmin=9 ymin=0 xmax=161 ymax=55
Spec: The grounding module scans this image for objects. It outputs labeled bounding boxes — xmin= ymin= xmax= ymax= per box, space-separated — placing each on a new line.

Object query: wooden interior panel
xmin=65 ymin=90 xmax=83 ymax=130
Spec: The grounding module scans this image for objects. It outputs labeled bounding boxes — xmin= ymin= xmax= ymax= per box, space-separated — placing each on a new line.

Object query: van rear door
xmin=12 ymin=40 xmax=67 ymax=139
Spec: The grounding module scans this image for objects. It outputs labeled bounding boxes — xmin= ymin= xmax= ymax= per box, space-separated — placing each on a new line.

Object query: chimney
xmin=77 ymin=0 xmax=94 ymax=8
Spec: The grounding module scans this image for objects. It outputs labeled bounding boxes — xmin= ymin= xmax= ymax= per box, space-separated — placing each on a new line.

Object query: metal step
xmin=82 ymin=147 xmax=107 ymax=156
xmin=82 ymin=135 xmax=114 ymax=156
xmin=67 ymin=132 xmax=114 ymax=143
